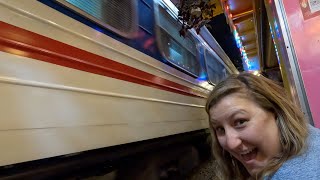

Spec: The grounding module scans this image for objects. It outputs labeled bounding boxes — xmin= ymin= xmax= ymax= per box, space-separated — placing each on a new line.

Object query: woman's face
xmin=209 ymin=93 xmax=281 ymax=176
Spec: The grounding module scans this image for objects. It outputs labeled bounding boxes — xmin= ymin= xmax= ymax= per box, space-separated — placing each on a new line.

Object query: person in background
xmin=205 ymin=73 xmax=320 ymax=179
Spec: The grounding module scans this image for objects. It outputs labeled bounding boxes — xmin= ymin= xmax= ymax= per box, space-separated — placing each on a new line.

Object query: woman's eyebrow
xmin=210 ymin=110 xmax=247 ymax=124
xmin=210 ymin=117 xmax=219 ymax=124
xmin=229 ymin=110 xmax=247 ymax=119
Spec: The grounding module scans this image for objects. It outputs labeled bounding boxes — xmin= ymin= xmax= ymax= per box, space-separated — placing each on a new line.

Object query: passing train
xmin=0 ymin=0 xmax=238 ymax=178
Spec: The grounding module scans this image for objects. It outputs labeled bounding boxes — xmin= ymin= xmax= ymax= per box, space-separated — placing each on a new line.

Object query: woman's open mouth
xmin=240 ymin=148 xmax=258 ymax=162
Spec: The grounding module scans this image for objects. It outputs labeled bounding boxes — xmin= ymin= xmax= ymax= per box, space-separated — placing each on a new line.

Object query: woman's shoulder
xmin=308 ymin=124 xmax=320 ymax=151
xmin=270 ymin=125 xmax=320 ymax=179
xmin=309 ymin=124 xmax=320 ymax=141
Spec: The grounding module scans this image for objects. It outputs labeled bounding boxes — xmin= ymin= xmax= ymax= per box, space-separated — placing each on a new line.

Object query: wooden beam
xmin=238 ymin=29 xmax=255 ymax=36
xmin=232 ymin=10 xmax=254 ymax=20
xmin=242 ymin=40 xmax=256 ymax=46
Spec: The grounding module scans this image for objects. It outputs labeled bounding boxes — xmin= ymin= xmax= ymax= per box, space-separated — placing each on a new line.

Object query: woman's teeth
xmin=240 ymin=149 xmax=254 ymax=155
xmin=240 ymin=148 xmax=257 ymax=161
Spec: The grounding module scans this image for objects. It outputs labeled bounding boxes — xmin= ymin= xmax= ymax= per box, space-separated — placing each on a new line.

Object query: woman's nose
xmin=225 ymin=130 xmax=242 ymax=150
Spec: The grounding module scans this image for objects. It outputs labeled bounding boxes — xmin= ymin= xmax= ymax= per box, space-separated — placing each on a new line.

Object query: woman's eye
xmin=235 ymin=119 xmax=247 ymax=127
xmin=215 ymin=127 xmax=225 ymax=134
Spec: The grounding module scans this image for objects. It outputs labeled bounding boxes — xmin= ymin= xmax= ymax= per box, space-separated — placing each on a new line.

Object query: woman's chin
xmin=245 ymin=164 xmax=263 ymax=177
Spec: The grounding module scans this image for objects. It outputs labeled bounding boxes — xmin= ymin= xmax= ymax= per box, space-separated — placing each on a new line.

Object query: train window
xmin=204 ymin=49 xmax=228 ymax=85
xmin=154 ymin=4 xmax=201 ymax=77
xmin=55 ymin=0 xmax=138 ymax=38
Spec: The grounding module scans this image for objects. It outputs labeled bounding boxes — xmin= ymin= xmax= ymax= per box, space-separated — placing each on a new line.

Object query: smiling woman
xmin=209 ymin=92 xmax=281 ymax=177
xmin=205 ymin=73 xmax=320 ymax=179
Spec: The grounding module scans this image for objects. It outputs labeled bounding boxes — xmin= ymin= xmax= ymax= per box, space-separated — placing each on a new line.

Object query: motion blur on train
xmin=0 ymin=0 xmax=238 ymax=178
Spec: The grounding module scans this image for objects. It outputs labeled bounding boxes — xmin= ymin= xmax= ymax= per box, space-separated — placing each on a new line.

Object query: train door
xmin=265 ymin=0 xmax=320 ymax=127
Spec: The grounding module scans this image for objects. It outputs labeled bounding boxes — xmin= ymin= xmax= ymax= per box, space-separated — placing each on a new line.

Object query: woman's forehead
xmin=211 ymin=93 xmax=252 ymax=109
xmin=209 ymin=94 xmax=256 ymax=119
xmin=210 ymin=106 xmax=247 ymax=121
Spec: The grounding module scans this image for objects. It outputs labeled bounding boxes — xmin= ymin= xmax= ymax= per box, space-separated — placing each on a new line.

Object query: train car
xmin=0 ymin=0 xmax=238 ymax=178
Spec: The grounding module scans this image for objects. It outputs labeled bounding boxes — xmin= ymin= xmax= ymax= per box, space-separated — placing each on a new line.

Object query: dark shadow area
xmin=207 ymin=14 xmax=244 ymax=71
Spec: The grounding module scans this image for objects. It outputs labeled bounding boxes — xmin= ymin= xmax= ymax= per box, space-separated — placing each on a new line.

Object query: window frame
xmin=153 ymin=1 xmax=202 ymax=77
xmin=203 ymin=47 xmax=229 ymax=85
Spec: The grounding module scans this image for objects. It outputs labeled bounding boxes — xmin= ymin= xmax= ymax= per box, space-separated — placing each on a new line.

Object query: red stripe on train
xmin=0 ymin=21 xmax=207 ymax=98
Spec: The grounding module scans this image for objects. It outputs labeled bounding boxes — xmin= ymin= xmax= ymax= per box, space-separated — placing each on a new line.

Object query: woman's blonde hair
xmin=205 ymin=73 xmax=308 ymax=179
